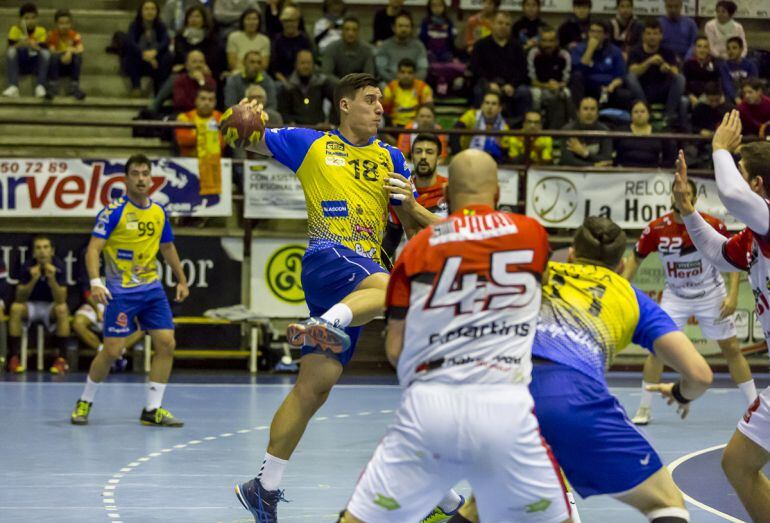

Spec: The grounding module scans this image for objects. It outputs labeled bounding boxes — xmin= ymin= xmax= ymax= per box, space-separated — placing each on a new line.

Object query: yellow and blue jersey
xmin=92 ymin=196 xmax=174 ymax=294
xmin=264 ymin=127 xmax=412 ymax=266
xmin=533 ymin=262 xmax=677 ymax=384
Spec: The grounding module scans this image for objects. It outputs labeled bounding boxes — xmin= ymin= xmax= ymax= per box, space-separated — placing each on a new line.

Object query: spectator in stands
xmin=123 ymin=0 xmax=173 ymax=97
xmin=512 ymin=0 xmax=546 ymax=53
xmin=173 ymin=6 xmax=224 ymax=80
xmin=610 ymin=0 xmax=643 ymax=53
xmin=689 ymin=82 xmax=732 ymax=166
xmin=626 ymin=18 xmax=685 ymax=128
xmin=264 ymin=0 xmax=306 ymax=39
xmin=559 ymin=96 xmax=612 ymax=166
xmin=314 ymin=0 xmax=346 ymax=53
xmin=420 ymin=0 xmax=465 ymax=97
xmin=161 ymin=0 xmax=205 ymax=38
xmin=705 ymin=0 xmax=746 ymax=60
xmin=175 ymin=85 xmax=224 ymax=196
xmin=737 ymin=78 xmax=770 ymax=136
xmin=373 ymin=0 xmax=406 ymax=46
xmin=527 ymin=26 xmax=572 ymax=129
xmin=6 ymin=236 xmax=71 ymax=375
xmin=658 ymin=0 xmax=697 ymax=61
xmin=719 ymin=37 xmax=758 ymax=103
xmin=46 ymin=9 xmax=85 ymax=101
xmin=224 ymin=50 xmax=276 ymax=108
xmin=452 ymin=90 xmax=510 ymax=163
xmin=508 ymin=110 xmax=553 ymax=165
xmin=376 ymin=12 xmax=428 ymax=84
xmin=683 ymin=37 xmax=722 ymax=107
xmin=321 ymin=16 xmax=375 ymax=81
xmin=614 ymin=100 xmax=675 ymax=167
xmin=570 ymin=21 xmax=630 ymax=110
xmin=3 ymin=3 xmax=49 ymax=98
xmin=278 ymin=50 xmax=337 ymax=126
xmin=213 ymin=0 xmax=259 ymax=36
xmin=463 ymin=0 xmax=499 ymax=54
xmin=245 ymin=83 xmax=283 ymax=125
xmin=558 ymin=0 xmax=591 ymax=50
xmin=396 ymin=104 xmax=449 ymax=161
xmin=383 ymin=58 xmax=434 ymax=126
xmin=269 ymin=5 xmax=313 ymax=86
xmin=226 ymin=8 xmax=270 ymax=72
xmin=470 ymin=11 xmax=531 ymax=123
xmin=173 ymin=49 xmax=216 ymax=113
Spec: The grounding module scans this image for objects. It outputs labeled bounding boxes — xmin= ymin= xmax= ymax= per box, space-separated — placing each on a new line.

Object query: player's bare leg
xmin=722 ymin=429 xmax=770 ymax=521
xmin=72 ymin=314 xmax=100 ymax=350
xmin=613 ymin=468 xmax=689 ymax=521
xmin=70 ymin=336 xmax=125 ymax=425
xmin=139 ymin=329 xmax=183 ymax=426
xmin=6 ymin=303 xmax=28 ymax=372
xmin=633 ymin=354 xmax=665 ymax=425
xmin=50 ymin=303 xmax=71 ymax=373
xmin=717 ymin=336 xmax=757 ymax=404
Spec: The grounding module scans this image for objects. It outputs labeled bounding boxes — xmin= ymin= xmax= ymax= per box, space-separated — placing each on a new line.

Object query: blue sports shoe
xmin=235 ymin=478 xmax=287 ymax=523
xmin=286 ymin=317 xmax=351 ymax=353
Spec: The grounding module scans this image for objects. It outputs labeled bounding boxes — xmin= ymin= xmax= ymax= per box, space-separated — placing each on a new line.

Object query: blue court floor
xmin=0 ymin=371 xmax=768 ymax=523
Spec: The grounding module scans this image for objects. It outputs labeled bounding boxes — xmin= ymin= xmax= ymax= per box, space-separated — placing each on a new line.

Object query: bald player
xmin=339 ymin=150 xmax=571 ymax=523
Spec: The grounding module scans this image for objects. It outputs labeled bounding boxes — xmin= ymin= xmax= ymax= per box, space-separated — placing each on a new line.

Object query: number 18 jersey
xmin=386 ymin=205 xmax=550 ymax=387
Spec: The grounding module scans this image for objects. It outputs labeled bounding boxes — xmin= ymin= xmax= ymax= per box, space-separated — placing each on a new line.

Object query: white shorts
xmin=75 ymin=303 xmax=104 ymax=332
xmin=346 ymin=383 xmax=570 ymax=523
xmin=738 ymin=386 xmax=770 ymax=454
xmin=660 ymin=288 xmax=737 ymax=341
xmin=23 ymin=301 xmax=56 ymax=332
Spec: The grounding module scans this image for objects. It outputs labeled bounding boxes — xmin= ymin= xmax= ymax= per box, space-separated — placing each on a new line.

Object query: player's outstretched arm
xmin=385 ymin=319 xmax=405 ymax=368
xmin=159 ymin=243 xmax=190 ymax=302
xmin=712 ymin=110 xmax=770 ymax=236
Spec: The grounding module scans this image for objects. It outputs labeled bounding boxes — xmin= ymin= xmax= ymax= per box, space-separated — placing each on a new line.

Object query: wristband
xmin=671 ymin=381 xmax=691 ymax=405
xmin=90 ymin=278 xmax=106 ymax=289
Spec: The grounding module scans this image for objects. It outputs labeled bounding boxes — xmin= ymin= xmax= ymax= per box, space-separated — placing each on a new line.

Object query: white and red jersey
xmin=386 ymin=205 xmax=549 ymax=387
xmin=635 ymin=212 xmax=729 ymax=299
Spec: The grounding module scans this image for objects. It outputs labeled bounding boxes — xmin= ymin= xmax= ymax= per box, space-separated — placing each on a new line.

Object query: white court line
xmin=667 ymin=444 xmax=746 ymax=523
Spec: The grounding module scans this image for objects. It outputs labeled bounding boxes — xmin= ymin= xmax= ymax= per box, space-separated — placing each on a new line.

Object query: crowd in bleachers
xmin=3 ymin=0 xmax=770 ymax=171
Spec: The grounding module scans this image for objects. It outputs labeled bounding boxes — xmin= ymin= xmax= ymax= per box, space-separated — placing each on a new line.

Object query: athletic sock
xmin=738 ymin=379 xmax=758 ymax=405
xmin=438 ymin=489 xmax=463 ymax=513
xmin=647 ymin=507 xmax=689 ymax=522
xmin=321 ymin=303 xmax=353 ymax=329
xmin=258 ymin=452 xmax=288 ymax=491
xmin=81 ymin=376 xmax=100 ymax=403
xmin=639 ymin=381 xmax=655 ymax=409
xmin=146 ymin=381 xmax=166 ymax=411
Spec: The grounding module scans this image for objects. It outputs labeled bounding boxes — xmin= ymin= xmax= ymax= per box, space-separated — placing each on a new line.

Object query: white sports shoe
xmin=2 ymin=85 xmax=19 ymax=97
xmin=34 ymin=84 xmax=46 ymax=98
xmin=632 ymin=406 xmax=652 ymax=426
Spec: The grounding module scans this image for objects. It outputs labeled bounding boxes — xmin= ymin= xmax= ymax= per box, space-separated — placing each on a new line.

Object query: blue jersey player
xmin=234 ymin=74 xmax=441 ymax=521
xmin=70 ymin=154 xmax=190 ymax=427
xmin=447 ymin=217 xmax=714 ymax=523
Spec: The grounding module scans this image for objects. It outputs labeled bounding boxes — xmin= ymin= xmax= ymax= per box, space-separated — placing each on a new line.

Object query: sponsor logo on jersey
xmin=428 ymin=320 xmax=530 ymax=346
xmin=321 ymin=200 xmax=348 ymax=218
xmin=373 ymin=494 xmax=400 ymax=511
xmin=325 ymin=142 xmax=347 ymax=156
xmin=117 ymin=249 xmax=134 ymax=261
xmin=325 ymin=156 xmax=346 ymax=166
xmin=116 ymin=312 xmax=128 ymax=328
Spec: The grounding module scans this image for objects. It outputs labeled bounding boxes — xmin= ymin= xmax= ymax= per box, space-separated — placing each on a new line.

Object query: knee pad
xmin=647 ymin=507 xmax=690 ymax=522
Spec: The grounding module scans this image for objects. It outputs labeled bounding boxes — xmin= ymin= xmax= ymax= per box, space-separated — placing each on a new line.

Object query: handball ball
xmin=220 ymin=104 xmax=266 ymax=149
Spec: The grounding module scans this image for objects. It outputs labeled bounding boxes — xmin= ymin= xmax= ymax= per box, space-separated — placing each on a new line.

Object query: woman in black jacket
xmin=615 ymin=100 xmax=676 ymax=168
xmin=123 ymin=0 xmax=173 ymax=95
xmin=172 ymin=6 xmax=225 ymax=80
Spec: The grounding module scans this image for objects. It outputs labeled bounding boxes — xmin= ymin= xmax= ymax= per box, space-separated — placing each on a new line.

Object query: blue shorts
xmin=529 ymin=362 xmax=663 ymax=497
xmin=301 ymin=245 xmax=387 ymax=365
xmin=103 ymin=284 xmax=174 ymax=338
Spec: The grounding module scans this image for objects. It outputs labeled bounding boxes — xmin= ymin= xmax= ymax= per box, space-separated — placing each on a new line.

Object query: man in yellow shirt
xmin=508 ymin=111 xmax=553 ymax=165
xmin=175 ymin=86 xmax=224 ymax=196
xmin=382 ymin=58 xmax=434 ymax=126
xmin=3 ymin=2 xmax=49 ymax=98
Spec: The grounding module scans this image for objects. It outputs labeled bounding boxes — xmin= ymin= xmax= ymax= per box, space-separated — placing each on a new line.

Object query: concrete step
xmin=0 ymin=94 xmax=147 ymax=112
xmin=0 ymin=123 xmax=133 ymax=138
xmin=0 ymin=135 xmax=170 ymax=158
xmin=0 ymin=8 xmax=133 ymax=35
xmin=0 ymin=105 xmax=141 ymax=120
xmin=0 ymin=0 xmax=124 ymax=10
xmin=0 ymin=145 xmax=171 ymax=158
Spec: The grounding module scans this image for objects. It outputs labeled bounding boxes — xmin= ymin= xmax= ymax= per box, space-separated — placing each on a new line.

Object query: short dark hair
xmin=573 ymin=216 xmax=627 ymax=268
xmin=490 ymin=0 xmax=502 ymax=8
xmin=482 ymin=90 xmax=502 ymax=103
xmin=643 ymin=18 xmax=661 ymax=31
xmin=716 ymin=0 xmax=737 ymax=16
xmin=393 ymin=11 xmax=413 ymax=25
xmin=239 ymin=7 xmax=261 ymax=32
xmin=32 ymin=234 xmax=52 ymax=248
xmin=334 ymin=73 xmax=379 ymax=109
xmin=125 ymin=154 xmax=152 ymax=175
xmin=590 ymin=20 xmax=609 ymax=34
xmin=703 ymin=81 xmax=723 ymax=96
xmin=20 ymin=3 xmax=37 ymax=17
xmin=416 ymin=103 xmax=436 ymax=115
xmin=741 ymin=77 xmax=766 ymax=92
xmin=727 ymin=36 xmax=743 ymax=48
xmin=413 ymin=133 xmax=442 ymax=154
xmin=54 ymin=8 xmax=71 ymax=21
xmin=185 ymin=5 xmax=213 ymax=33
xmin=398 ymin=58 xmax=417 ymax=71
xmin=573 ymin=0 xmax=592 ymax=7
xmin=342 ymin=15 xmax=360 ymax=26
xmin=197 ymin=84 xmax=216 ymax=96
xmin=740 ymin=142 xmax=770 ymax=195
xmin=695 ymin=35 xmax=709 ymax=45
xmin=616 ymin=0 xmax=632 ymax=6
xmin=539 ymin=25 xmax=556 ymax=36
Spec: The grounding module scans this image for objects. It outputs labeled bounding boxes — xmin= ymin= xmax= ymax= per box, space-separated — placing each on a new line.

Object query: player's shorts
xmin=737 ymin=385 xmax=770 ymax=453
xmin=22 ymin=301 xmax=56 ymax=332
xmin=660 ymin=288 xmax=736 ymax=341
xmin=346 ymin=383 xmax=571 ymax=523
xmin=301 ymin=245 xmax=387 ymax=366
xmin=529 ymin=361 xmax=663 ymax=497
xmin=103 ymin=285 xmax=173 ymax=338
xmin=75 ymin=303 xmax=105 ymax=332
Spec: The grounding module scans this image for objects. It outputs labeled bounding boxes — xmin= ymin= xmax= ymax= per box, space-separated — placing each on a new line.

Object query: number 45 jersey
xmin=92 ymin=196 xmax=173 ymax=294
xmin=386 ymin=205 xmax=550 ymax=387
